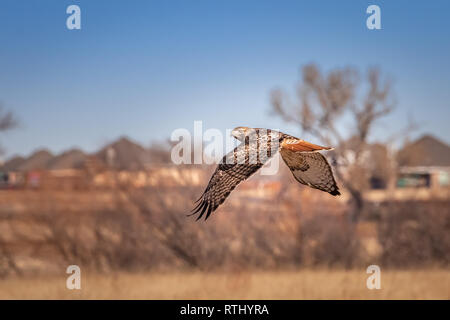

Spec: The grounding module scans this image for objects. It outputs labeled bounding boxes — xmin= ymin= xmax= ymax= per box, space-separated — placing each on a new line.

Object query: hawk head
xmin=231 ymin=126 xmax=252 ymax=142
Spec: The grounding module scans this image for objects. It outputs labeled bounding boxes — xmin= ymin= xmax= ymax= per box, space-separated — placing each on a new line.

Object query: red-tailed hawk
xmin=191 ymin=127 xmax=340 ymax=220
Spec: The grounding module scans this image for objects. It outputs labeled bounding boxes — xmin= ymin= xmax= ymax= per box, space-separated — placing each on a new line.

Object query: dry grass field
xmin=0 ymin=269 xmax=448 ymax=300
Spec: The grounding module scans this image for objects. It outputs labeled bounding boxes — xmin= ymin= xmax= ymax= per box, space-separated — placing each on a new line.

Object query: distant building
xmin=396 ymin=135 xmax=450 ymax=190
xmin=366 ymin=134 xmax=450 ymax=202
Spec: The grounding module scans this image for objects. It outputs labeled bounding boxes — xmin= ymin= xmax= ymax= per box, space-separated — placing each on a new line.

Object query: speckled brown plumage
xmin=191 ymin=127 xmax=340 ymax=220
xmin=280 ymin=147 xmax=340 ymax=196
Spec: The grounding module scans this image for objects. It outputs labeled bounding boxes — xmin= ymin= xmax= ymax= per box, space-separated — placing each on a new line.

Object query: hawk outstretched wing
xmin=190 ymin=141 xmax=276 ymax=220
xmin=280 ymin=139 xmax=340 ymax=196
xmin=190 ymin=162 xmax=262 ymax=220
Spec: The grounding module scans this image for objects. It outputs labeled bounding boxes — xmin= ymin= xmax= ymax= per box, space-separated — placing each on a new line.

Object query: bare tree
xmin=271 ymin=64 xmax=395 ymax=222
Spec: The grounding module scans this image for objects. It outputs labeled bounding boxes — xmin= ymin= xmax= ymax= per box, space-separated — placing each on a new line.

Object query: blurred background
xmin=0 ymin=0 xmax=448 ymax=299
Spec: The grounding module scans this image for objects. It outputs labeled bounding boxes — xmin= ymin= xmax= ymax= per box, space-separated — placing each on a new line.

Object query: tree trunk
xmin=348 ymin=188 xmax=364 ymax=223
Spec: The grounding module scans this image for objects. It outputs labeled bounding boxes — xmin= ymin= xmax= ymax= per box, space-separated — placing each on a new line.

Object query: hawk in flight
xmin=191 ymin=127 xmax=340 ymax=220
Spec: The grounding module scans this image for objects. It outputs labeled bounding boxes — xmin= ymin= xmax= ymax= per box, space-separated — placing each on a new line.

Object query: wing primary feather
xmin=187 ymin=198 xmax=206 ymax=217
xmin=204 ymin=203 xmax=213 ymax=220
xmin=189 ymin=199 xmax=204 ymax=214
xmin=194 ymin=195 xmax=204 ymax=203
xmin=196 ymin=202 xmax=209 ymax=221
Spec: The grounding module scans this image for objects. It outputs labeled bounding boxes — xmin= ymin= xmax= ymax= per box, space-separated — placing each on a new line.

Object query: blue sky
xmin=0 ymin=0 xmax=449 ymax=159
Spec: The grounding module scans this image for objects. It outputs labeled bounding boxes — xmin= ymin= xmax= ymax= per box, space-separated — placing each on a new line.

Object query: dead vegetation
xmin=0 ymin=269 xmax=448 ymax=300
xmin=0 ymin=182 xmax=448 ymax=278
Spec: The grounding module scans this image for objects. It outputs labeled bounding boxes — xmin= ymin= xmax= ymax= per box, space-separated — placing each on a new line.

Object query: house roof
xmin=397 ymin=134 xmax=450 ymax=167
xmin=95 ymin=136 xmax=151 ymax=170
xmin=16 ymin=149 xmax=54 ymax=171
